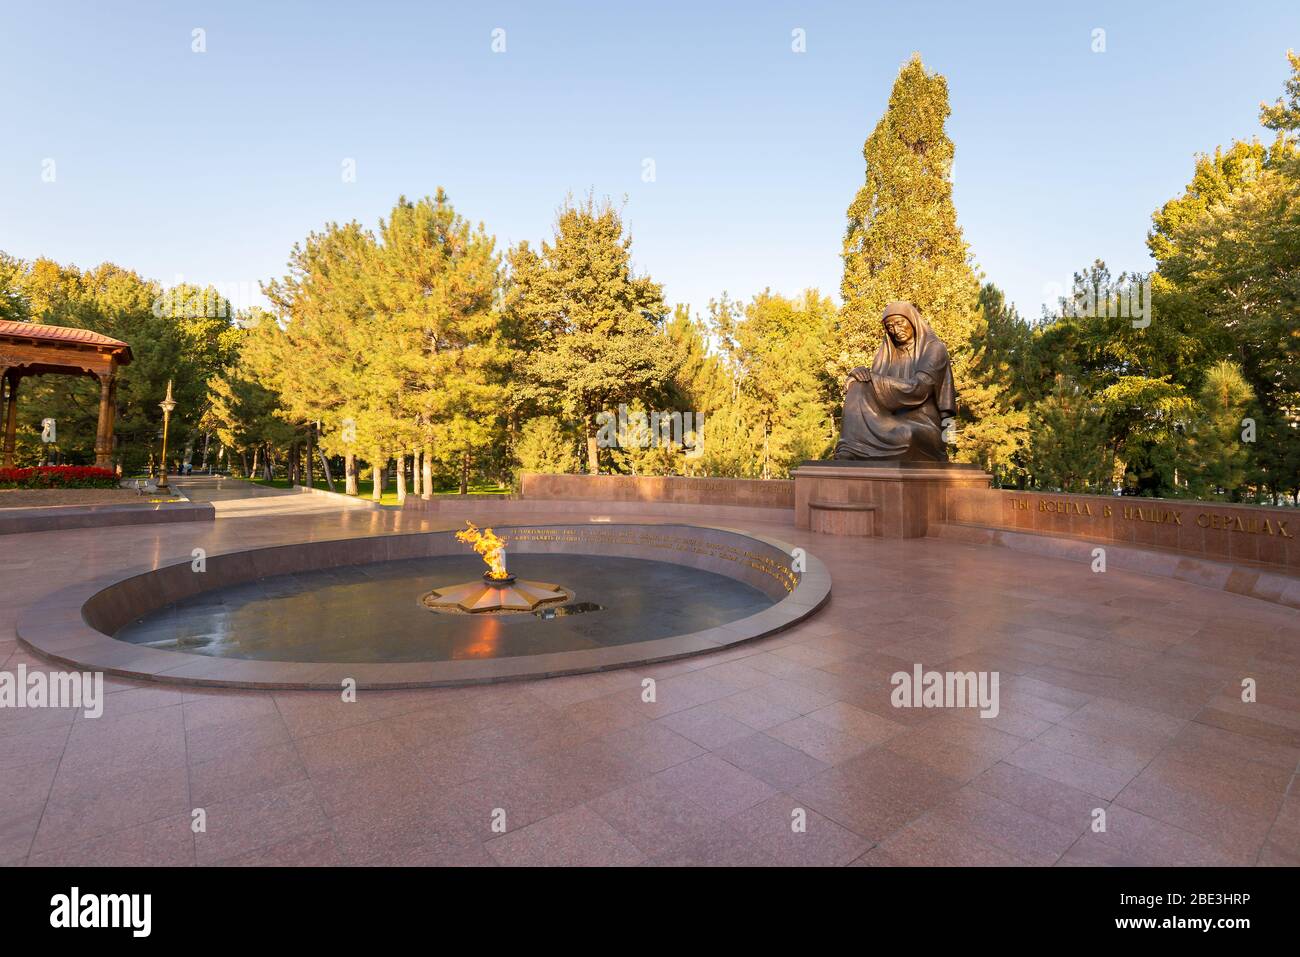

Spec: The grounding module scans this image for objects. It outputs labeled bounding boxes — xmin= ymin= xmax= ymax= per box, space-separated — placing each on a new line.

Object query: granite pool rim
xmin=15 ymin=522 xmax=831 ymax=689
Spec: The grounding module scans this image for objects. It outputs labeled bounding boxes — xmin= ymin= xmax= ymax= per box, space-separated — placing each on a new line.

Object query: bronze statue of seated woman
xmin=834 ymin=301 xmax=957 ymax=462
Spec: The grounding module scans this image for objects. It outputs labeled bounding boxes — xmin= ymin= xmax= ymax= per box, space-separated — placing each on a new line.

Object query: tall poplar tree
xmin=838 ymin=54 xmax=1016 ymax=467
xmin=839 ymin=54 xmax=981 ymax=368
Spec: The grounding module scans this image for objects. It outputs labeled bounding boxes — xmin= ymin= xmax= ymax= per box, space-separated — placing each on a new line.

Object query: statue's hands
xmin=848 ymin=366 xmax=871 ymax=383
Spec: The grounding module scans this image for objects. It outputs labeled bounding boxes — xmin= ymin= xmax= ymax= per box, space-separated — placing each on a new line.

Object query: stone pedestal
xmin=808 ymin=500 xmax=876 ymax=536
xmin=794 ymin=461 xmax=991 ymax=538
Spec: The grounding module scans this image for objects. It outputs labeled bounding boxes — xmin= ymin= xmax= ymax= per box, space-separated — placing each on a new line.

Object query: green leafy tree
xmin=1154 ymin=165 xmax=1299 ymax=499
xmin=1146 ymin=57 xmax=1300 ymax=501
xmin=837 ymin=53 xmax=1027 ymax=478
xmin=605 ymin=400 xmax=688 ymax=476
xmin=0 ymin=253 xmax=31 ymax=323
xmin=6 ymin=258 xmax=237 ymax=470
xmin=729 ymin=289 xmax=836 ymax=478
xmin=1260 ymin=49 xmax=1300 ymax=132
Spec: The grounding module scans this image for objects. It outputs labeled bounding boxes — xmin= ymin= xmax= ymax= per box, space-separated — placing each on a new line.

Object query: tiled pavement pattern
xmin=2 ymin=480 xmax=1298 ymax=866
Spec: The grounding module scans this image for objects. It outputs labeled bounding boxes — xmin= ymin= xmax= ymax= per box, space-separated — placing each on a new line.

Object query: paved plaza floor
xmin=1 ymin=478 xmax=1297 ymax=866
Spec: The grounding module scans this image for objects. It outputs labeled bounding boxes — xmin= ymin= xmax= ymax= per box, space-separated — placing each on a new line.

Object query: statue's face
xmin=884 ymin=314 xmax=914 ymax=347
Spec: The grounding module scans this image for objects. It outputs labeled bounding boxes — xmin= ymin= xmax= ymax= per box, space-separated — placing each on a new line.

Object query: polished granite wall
xmin=519 ymin=473 xmax=796 ymax=509
xmin=945 ymin=488 xmax=1299 ymax=571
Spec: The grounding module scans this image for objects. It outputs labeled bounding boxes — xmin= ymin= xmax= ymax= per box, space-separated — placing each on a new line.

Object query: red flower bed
xmin=0 ymin=466 xmax=120 ymax=489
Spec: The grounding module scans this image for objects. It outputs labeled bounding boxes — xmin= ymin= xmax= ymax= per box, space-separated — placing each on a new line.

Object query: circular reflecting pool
xmin=114 ymin=554 xmax=774 ymax=663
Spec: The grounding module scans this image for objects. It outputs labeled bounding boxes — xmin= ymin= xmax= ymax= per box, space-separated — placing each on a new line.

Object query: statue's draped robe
xmin=834 ymin=307 xmax=957 ymax=462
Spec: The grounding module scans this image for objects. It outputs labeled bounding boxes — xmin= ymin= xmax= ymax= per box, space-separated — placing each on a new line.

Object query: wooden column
xmin=94 ymin=370 xmax=116 ymax=468
xmin=2 ymin=372 xmax=18 ymax=468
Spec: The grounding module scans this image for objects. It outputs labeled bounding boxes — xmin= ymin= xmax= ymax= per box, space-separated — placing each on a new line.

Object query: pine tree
xmin=1023 ymin=376 xmax=1113 ymax=493
xmin=663 ymin=304 xmax=731 ymax=414
xmin=515 ymin=416 xmax=582 ymax=475
xmin=260 ymin=193 xmax=503 ymax=497
xmin=1030 ymin=260 xmax=1197 ymax=495
xmin=261 ymin=220 xmax=379 ymax=492
xmin=1182 ymin=361 xmax=1255 ymax=499
xmin=689 ymin=397 xmax=766 ymax=478
xmin=368 ymin=192 xmax=503 ymax=497
xmin=204 ymin=320 xmax=296 ymax=479
xmin=515 ymin=196 xmax=672 ymax=474
xmin=959 ymin=283 xmax=1030 ymax=483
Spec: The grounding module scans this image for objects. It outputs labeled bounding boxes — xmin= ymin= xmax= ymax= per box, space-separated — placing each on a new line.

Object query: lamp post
xmin=156 ymin=380 xmax=177 ymax=493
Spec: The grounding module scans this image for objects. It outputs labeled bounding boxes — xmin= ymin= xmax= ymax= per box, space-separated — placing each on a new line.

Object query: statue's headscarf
xmin=871 ymin=302 xmax=957 ymax=418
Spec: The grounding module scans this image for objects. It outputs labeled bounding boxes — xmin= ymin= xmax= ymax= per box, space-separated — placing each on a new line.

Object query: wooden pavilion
xmin=0 ymin=320 xmax=134 ymax=468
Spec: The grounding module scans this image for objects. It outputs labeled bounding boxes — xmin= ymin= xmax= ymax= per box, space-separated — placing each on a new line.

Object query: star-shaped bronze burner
xmin=421 ymin=574 xmax=570 ymax=614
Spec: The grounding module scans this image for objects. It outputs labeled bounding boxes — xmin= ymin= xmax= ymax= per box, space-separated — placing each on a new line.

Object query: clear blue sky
xmin=2 ymin=1 xmax=1297 ymax=323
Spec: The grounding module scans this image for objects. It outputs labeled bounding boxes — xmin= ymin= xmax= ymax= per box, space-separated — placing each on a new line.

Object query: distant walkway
xmin=174 ymin=476 xmax=359 ymax=517
xmin=173 ymin=476 xmax=294 ymax=502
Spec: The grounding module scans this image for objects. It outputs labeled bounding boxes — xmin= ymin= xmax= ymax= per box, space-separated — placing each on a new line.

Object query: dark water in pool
xmin=113 ymin=554 xmax=772 ymax=663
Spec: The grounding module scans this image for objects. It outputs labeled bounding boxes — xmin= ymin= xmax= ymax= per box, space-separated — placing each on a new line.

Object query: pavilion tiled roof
xmin=0 ymin=319 xmax=131 ymax=350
